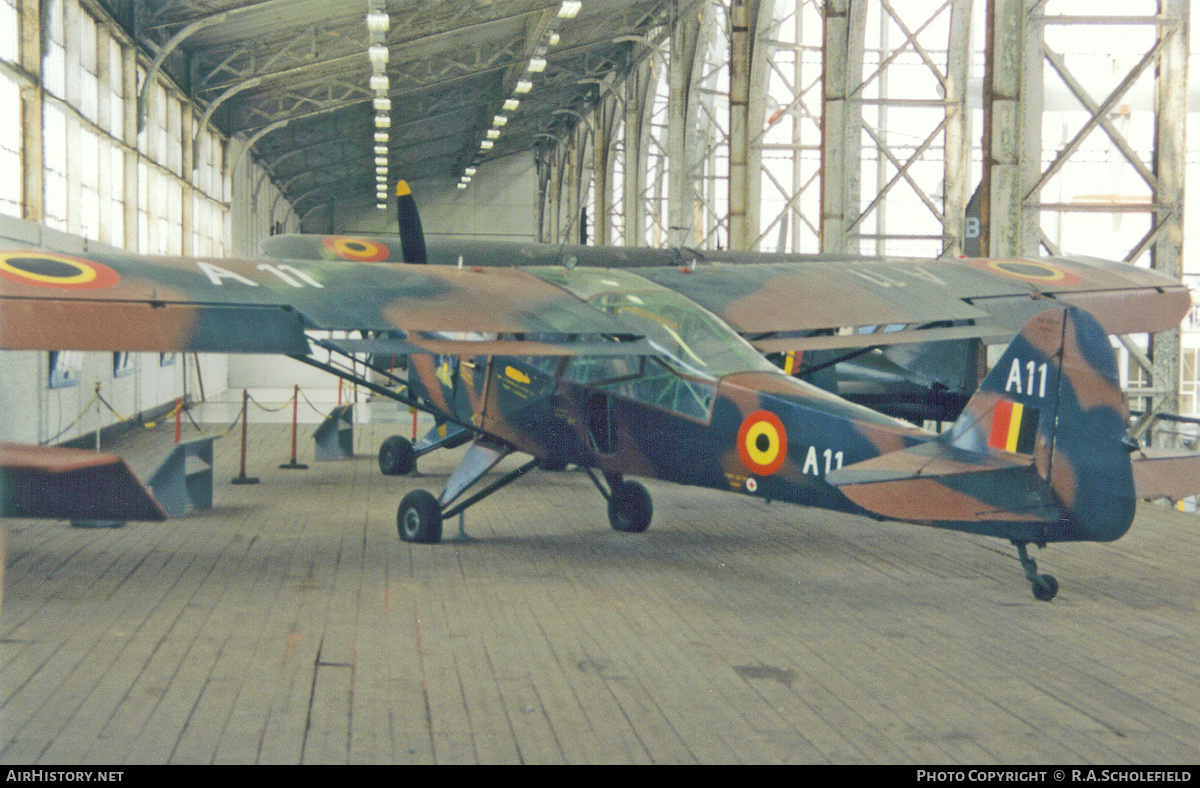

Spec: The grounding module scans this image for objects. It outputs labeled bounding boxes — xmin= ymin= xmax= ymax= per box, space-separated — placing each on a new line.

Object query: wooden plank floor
xmin=2 ymin=416 xmax=1199 ymax=764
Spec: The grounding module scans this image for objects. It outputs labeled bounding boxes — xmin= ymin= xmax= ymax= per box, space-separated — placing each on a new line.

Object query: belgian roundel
xmin=970 ymin=258 xmax=1084 ymax=287
xmin=321 ymin=236 xmax=391 ymax=262
xmin=0 ymin=252 xmax=120 ymax=289
xmin=737 ymin=410 xmax=788 ymax=476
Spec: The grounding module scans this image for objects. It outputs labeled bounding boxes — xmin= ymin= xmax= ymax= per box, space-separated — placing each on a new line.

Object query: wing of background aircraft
xmin=263 ymin=231 xmax=1191 ymax=353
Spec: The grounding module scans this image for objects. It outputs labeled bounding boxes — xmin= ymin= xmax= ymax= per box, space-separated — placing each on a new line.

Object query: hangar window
xmin=0 ymin=0 xmax=16 ymax=63
xmin=0 ymin=72 xmax=20 ymax=217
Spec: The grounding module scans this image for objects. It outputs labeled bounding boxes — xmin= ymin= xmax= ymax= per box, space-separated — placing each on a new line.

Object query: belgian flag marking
xmin=0 ymin=252 xmax=120 ymax=289
xmin=987 ymin=399 xmax=1040 ymax=454
xmin=737 ymin=410 xmax=788 ymax=476
xmin=322 ymin=236 xmax=391 ymax=262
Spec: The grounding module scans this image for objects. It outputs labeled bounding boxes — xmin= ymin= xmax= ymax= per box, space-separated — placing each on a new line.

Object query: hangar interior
xmin=4 ymin=0 xmax=1200 ymax=767
xmin=0 ymin=0 xmax=1197 ymax=448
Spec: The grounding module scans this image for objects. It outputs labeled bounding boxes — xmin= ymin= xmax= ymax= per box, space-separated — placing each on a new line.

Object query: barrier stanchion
xmin=231 ymin=389 xmax=260 ymax=485
xmin=174 ymin=397 xmax=182 ymax=444
xmin=94 ymin=382 xmax=102 ymax=452
xmin=280 ymin=384 xmax=308 ymax=470
xmin=411 ymin=407 xmax=418 ymax=441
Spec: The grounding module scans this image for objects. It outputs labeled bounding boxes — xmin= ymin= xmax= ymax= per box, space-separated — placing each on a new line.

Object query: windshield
xmin=528 ymin=267 xmax=778 ymax=379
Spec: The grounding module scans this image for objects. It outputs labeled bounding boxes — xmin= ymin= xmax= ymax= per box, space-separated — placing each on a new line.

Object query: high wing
xmin=262 ymin=232 xmax=1189 ymax=352
xmin=634 ymin=256 xmax=1190 ymax=352
xmin=0 ymin=249 xmax=650 ymax=357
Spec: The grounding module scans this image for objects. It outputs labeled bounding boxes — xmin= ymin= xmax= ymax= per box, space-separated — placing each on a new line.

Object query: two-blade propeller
xmin=396 ymin=180 xmax=428 ymax=265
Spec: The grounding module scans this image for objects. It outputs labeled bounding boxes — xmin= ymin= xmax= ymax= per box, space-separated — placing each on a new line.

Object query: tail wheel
xmin=379 ymin=435 xmax=416 ymax=476
xmin=398 ymin=490 xmax=443 ymax=543
xmin=608 ymin=480 xmax=652 ymax=533
xmin=1031 ymin=574 xmax=1059 ymax=602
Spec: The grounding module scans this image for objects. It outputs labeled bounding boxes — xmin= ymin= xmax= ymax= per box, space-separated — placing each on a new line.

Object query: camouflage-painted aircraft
xmin=254 ymin=189 xmax=1138 ymax=426
xmin=2 ymin=183 xmax=1197 ymax=600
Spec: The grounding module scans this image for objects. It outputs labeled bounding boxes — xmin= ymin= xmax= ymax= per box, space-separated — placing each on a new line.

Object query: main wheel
xmin=398 ymin=489 xmax=443 ymax=544
xmin=608 ymin=480 xmax=652 ymax=533
xmin=1031 ymin=573 xmax=1059 ymax=602
xmin=379 ymin=435 xmax=416 ymax=476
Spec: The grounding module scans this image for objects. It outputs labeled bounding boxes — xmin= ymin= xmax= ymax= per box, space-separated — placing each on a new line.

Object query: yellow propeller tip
xmin=396 ymin=180 xmax=411 ymax=197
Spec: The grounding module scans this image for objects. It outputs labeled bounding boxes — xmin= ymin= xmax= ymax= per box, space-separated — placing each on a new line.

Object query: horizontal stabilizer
xmin=827 ymin=441 xmax=1061 ymax=528
xmin=0 ymin=443 xmax=167 ymax=522
xmin=1131 ymin=449 xmax=1200 ymax=501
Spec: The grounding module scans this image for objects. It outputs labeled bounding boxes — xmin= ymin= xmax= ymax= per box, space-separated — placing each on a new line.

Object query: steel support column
xmin=1150 ymin=0 xmax=1189 ymax=432
xmin=820 ymin=0 xmax=866 ymax=254
xmin=980 ymin=0 xmax=1042 ymax=258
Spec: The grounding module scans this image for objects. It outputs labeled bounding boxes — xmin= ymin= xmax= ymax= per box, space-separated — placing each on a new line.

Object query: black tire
xmin=1031 ymin=574 xmax=1059 ymax=602
xmin=398 ymin=489 xmax=443 ymax=544
xmin=379 ymin=435 xmax=416 ymax=476
xmin=608 ymin=480 xmax=652 ymax=533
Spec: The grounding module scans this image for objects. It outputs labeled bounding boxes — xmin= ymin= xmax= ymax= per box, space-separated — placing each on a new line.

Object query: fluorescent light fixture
xmin=376 ymin=174 xmax=387 ymax=182
xmin=502 ymin=98 xmax=520 ymax=112
xmin=377 ymin=202 xmax=388 ymax=210
xmin=374 ymin=114 xmax=391 ymax=128
xmin=527 ymin=57 xmax=547 ymax=73
xmin=548 ymin=32 xmax=561 ymax=46
xmin=515 ymin=79 xmax=533 ymax=93
xmin=368 ymin=44 xmax=388 ymax=66
xmin=374 ymin=145 xmax=388 ymax=155
xmin=370 ymin=73 xmax=389 ymax=92
xmin=457 ymin=183 xmax=468 ymax=190
xmin=461 ymin=176 xmax=472 ymax=183
xmin=366 ymin=11 xmax=389 ymax=33
xmin=373 ymin=97 xmax=391 ymax=112
xmin=375 ymin=158 xmax=388 ymax=167
xmin=492 ymin=115 xmax=508 ymax=127
xmin=376 ymin=166 xmax=388 ymax=174
xmin=557 ymin=1 xmax=582 ymax=19
xmin=464 ymin=167 xmax=477 ymax=175
xmin=374 ymin=131 xmax=388 ymax=142
xmin=480 ymin=139 xmax=494 ymax=150
xmin=486 ymin=128 xmax=500 ymax=139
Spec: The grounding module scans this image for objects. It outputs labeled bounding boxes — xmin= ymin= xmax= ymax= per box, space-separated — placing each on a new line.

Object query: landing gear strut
xmin=396 ymin=440 xmax=538 ymax=544
xmin=1013 ymin=541 xmax=1059 ymax=601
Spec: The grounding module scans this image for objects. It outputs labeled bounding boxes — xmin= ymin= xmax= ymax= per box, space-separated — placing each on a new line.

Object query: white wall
xmin=327 ymin=152 xmax=539 ymax=241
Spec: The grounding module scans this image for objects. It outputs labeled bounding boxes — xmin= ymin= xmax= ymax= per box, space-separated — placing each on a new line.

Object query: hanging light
xmin=492 ymin=115 xmax=508 ymax=127
xmin=457 ymin=183 xmax=468 ymax=190
xmin=374 ymin=145 xmax=388 ymax=155
xmin=370 ymin=73 xmax=389 ymax=92
xmin=486 ymin=128 xmax=500 ymax=140
xmin=375 ymin=156 xmax=388 ymax=166
xmin=376 ymin=166 xmax=388 ymax=175
xmin=514 ymin=79 xmax=533 ymax=94
xmin=373 ymin=97 xmax=391 ymax=112
xmin=374 ymin=131 xmax=388 ymax=143
xmin=366 ymin=11 xmax=389 ymax=34
xmin=368 ymin=44 xmax=389 ymax=67
xmin=548 ymin=32 xmax=561 ymax=47
xmin=527 ymin=57 xmax=547 ymax=73
xmin=375 ymin=114 xmax=391 ymax=129
xmin=480 ymin=139 xmax=494 ymax=150
xmin=557 ymin=1 xmax=582 ymax=19
xmin=502 ymin=98 xmax=520 ymax=112
xmin=464 ymin=167 xmax=477 ymax=176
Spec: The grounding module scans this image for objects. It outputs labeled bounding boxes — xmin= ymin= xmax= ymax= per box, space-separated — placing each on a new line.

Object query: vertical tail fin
xmin=948 ymin=306 xmax=1135 ymax=541
xmin=395 ymin=180 xmax=428 ymax=264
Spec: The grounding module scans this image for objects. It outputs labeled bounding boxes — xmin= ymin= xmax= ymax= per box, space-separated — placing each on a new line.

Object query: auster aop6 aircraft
xmin=2 ymin=181 xmax=1198 ymax=600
